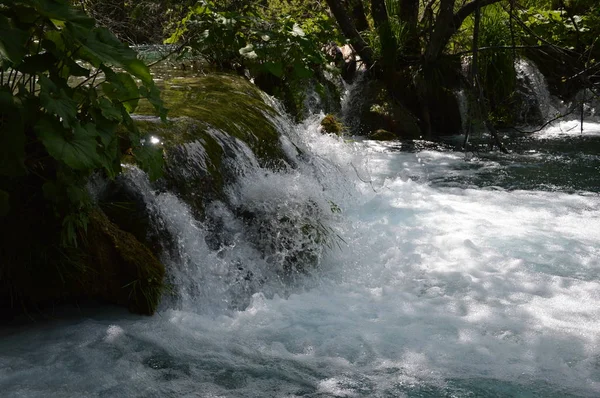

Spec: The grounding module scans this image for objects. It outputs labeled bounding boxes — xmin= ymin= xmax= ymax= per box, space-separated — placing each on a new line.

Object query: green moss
xmin=137 ymin=74 xmax=285 ymax=163
xmin=369 ymin=129 xmax=398 ymax=141
xmin=85 ymin=209 xmax=165 ymax=315
xmin=134 ymin=74 xmax=291 ymax=217
xmin=0 ymin=204 xmax=165 ymax=317
xmin=320 ymin=114 xmax=345 ymax=135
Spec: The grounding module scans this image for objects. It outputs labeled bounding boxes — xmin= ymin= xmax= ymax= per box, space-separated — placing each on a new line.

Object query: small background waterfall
xmin=2 ymin=71 xmax=600 ymax=397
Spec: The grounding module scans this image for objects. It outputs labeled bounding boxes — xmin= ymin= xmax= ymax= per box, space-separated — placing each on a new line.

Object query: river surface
xmin=1 ymin=117 xmax=599 ymax=397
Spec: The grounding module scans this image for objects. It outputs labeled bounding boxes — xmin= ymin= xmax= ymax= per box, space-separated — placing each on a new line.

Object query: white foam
xmin=1 ymin=121 xmax=600 ymax=397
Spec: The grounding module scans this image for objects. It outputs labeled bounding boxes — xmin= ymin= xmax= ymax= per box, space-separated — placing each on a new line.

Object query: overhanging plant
xmin=0 ymin=0 xmax=166 ymax=245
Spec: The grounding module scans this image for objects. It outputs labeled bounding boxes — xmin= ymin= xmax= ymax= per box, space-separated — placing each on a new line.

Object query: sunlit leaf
xmin=133 ymin=141 xmax=164 ymax=181
xmin=101 ymin=71 xmax=140 ymax=113
xmin=291 ymin=23 xmax=305 ymax=37
xmin=239 ymin=43 xmax=258 ymax=59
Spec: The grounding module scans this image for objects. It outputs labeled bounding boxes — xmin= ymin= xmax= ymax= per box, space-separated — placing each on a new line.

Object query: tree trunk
xmin=400 ymin=0 xmax=420 ymax=55
xmin=471 ymin=4 xmax=508 ymax=153
xmin=371 ymin=0 xmax=397 ymax=72
xmin=424 ymin=0 xmax=455 ymax=63
xmin=325 ymin=0 xmax=374 ymax=67
xmin=344 ymin=0 xmax=369 ymax=32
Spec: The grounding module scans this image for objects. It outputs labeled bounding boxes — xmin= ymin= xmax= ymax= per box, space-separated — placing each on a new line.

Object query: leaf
xmin=0 ymin=88 xmax=26 ymax=176
xmin=292 ymin=61 xmax=313 ymax=78
xmin=33 ymin=0 xmax=93 ymax=26
xmin=291 ymin=23 xmax=305 ymax=37
xmin=97 ymin=97 xmax=123 ymax=122
xmin=35 ymin=116 xmax=101 ymax=170
xmin=133 ymin=142 xmax=164 ymax=181
xmin=97 ymin=132 xmax=120 ymax=178
xmin=239 ymin=44 xmax=258 ymax=59
xmin=101 ymin=72 xmax=140 ymax=113
xmin=39 ymin=75 xmax=78 ymax=128
xmin=18 ymin=53 xmax=58 ymax=75
xmin=69 ymin=26 xmax=153 ymax=84
xmin=0 ymin=15 xmax=29 ymax=64
xmin=263 ymin=61 xmax=284 ymax=77
xmin=62 ymin=58 xmax=90 ymax=78
xmin=139 ymin=84 xmax=167 ymax=121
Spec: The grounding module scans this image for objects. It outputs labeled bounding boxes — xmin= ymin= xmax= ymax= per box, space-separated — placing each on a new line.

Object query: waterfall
xmin=101 ymin=102 xmax=360 ymax=315
xmin=455 ymin=89 xmax=469 ymax=134
xmin=515 ymin=58 xmax=560 ymax=122
xmin=2 ymin=78 xmax=600 ymax=397
xmin=340 ymin=71 xmax=368 ymax=134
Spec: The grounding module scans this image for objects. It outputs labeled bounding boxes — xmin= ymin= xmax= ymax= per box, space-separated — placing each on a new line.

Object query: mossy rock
xmin=357 ymin=80 xmax=422 ymax=139
xmin=82 ymin=209 xmax=165 ymax=315
xmin=138 ymin=74 xmax=283 ymax=159
xmin=320 ymin=114 xmax=344 ymax=135
xmin=368 ymin=129 xmax=398 ymax=141
xmin=134 ymin=74 xmax=291 ymax=216
xmin=0 ymin=201 xmax=164 ymax=317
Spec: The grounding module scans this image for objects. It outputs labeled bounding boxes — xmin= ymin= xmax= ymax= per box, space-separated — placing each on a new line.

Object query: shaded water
xmin=399 ymin=122 xmax=600 ymax=193
xmin=1 ymin=110 xmax=600 ymax=397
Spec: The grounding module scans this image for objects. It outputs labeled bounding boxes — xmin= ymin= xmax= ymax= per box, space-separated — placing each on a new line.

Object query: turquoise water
xmin=1 ymin=117 xmax=599 ymax=397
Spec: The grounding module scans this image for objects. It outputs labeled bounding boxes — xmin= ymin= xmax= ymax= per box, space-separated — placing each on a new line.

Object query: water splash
xmin=340 ymin=71 xmax=368 ymax=134
xmin=2 ymin=93 xmax=600 ymax=397
xmin=515 ymin=58 xmax=560 ymax=122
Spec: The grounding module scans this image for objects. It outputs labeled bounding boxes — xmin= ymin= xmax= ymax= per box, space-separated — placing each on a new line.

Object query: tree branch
xmin=324 ymin=0 xmax=374 ymax=67
xmin=453 ymin=0 xmax=504 ymax=32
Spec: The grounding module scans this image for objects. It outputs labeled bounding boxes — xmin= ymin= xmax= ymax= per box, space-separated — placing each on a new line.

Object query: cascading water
xmin=2 ymin=83 xmax=600 ymax=397
xmin=515 ymin=58 xmax=561 ymax=123
xmin=340 ymin=71 xmax=368 ymax=134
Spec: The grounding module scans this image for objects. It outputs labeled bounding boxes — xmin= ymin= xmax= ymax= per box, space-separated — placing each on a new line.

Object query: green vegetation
xmin=320 ymin=114 xmax=345 ymax=135
xmin=0 ymin=0 xmax=166 ymax=315
xmin=325 ymin=0 xmax=599 ymax=144
xmin=165 ymin=0 xmax=340 ymax=118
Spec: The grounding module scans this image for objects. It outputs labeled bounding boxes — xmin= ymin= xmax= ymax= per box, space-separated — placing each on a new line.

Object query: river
xmin=1 ymin=110 xmax=599 ymax=397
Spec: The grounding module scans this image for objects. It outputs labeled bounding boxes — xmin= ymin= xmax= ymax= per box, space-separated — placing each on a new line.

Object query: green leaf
xmin=70 ymin=26 xmax=152 ymax=84
xmin=36 ymin=116 xmax=101 ymax=170
xmin=0 ymin=190 xmax=9 ymax=217
xmin=39 ymin=75 xmax=78 ymax=128
xmin=0 ymin=88 xmax=26 ymax=176
xmin=97 ymin=132 xmax=120 ymax=178
xmin=133 ymin=142 xmax=164 ymax=181
xmin=291 ymin=23 xmax=305 ymax=37
xmin=101 ymin=71 xmax=140 ymax=113
xmin=139 ymin=84 xmax=167 ymax=121
xmin=263 ymin=61 xmax=284 ymax=77
xmin=292 ymin=61 xmax=313 ymax=78
xmin=32 ymin=0 xmax=92 ymax=25
xmin=19 ymin=53 xmax=58 ymax=75
xmin=0 ymin=15 xmax=29 ymax=64
xmin=62 ymin=58 xmax=90 ymax=78
xmin=97 ymin=97 xmax=123 ymax=122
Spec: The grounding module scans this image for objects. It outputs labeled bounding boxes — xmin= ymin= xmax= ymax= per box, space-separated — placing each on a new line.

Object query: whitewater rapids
xmin=1 ymin=116 xmax=600 ymax=397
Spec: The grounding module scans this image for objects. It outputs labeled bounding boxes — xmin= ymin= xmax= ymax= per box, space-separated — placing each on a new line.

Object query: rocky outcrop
xmin=82 ymin=209 xmax=165 ymax=315
xmin=0 ymin=203 xmax=165 ymax=318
